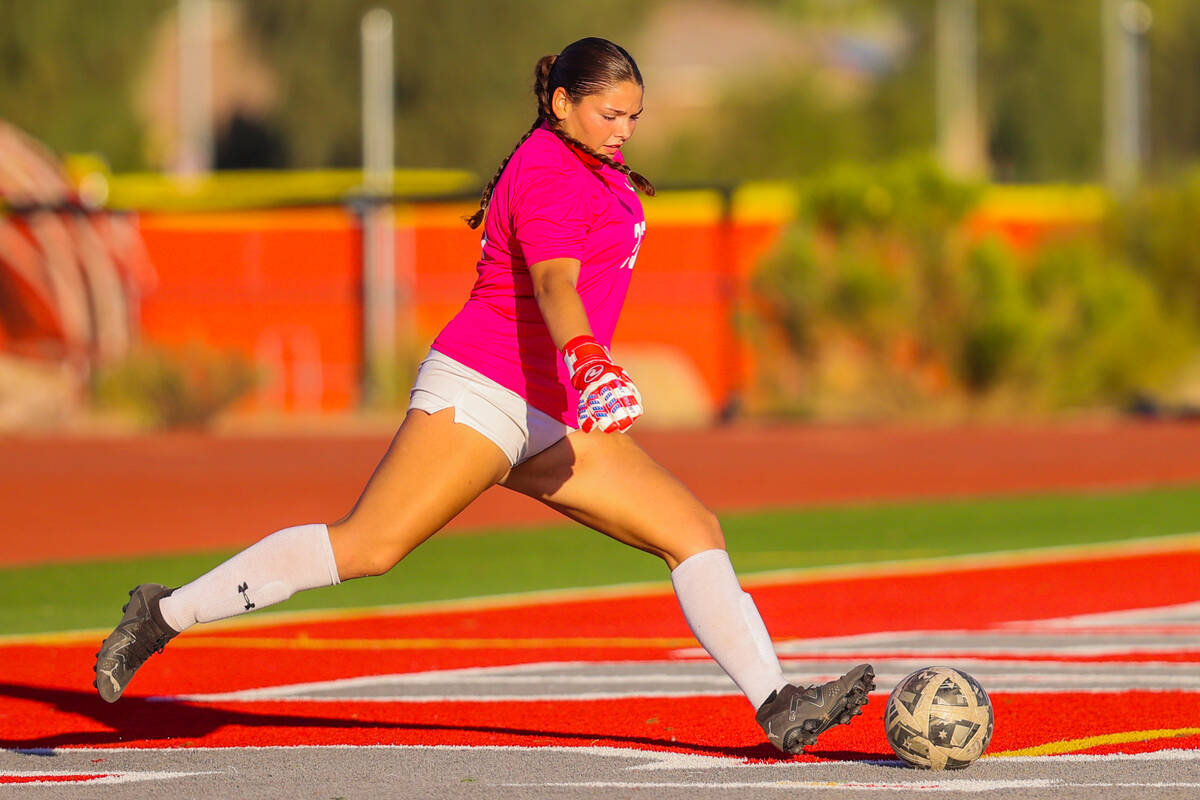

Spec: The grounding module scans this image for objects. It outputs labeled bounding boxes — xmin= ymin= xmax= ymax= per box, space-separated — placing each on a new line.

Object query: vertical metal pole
xmin=361 ymin=8 xmax=396 ymax=406
xmin=1105 ymin=0 xmax=1152 ymax=196
xmin=936 ymin=0 xmax=983 ymax=177
xmin=177 ymin=0 xmax=213 ymax=176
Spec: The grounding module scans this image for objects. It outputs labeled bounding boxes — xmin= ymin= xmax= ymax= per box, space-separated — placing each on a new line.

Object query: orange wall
xmin=134 ymin=186 xmax=1092 ymax=416
xmin=136 ymin=200 xmax=779 ymax=414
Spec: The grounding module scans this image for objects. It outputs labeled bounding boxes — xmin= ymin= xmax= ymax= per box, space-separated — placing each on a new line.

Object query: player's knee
xmin=328 ymin=519 xmax=415 ymax=579
xmin=665 ymin=509 xmax=725 ymax=567
xmin=348 ymin=548 xmax=404 ymax=579
xmin=696 ymin=509 xmax=726 ymax=552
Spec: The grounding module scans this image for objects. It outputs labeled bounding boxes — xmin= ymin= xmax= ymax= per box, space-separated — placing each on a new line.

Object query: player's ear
xmin=551 ymin=87 xmax=572 ymax=121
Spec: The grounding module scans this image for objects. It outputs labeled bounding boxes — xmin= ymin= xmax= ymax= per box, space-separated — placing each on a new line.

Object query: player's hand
xmin=562 ymin=335 xmax=644 ymax=433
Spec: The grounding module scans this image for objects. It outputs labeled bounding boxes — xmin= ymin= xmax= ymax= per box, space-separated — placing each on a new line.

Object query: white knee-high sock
xmin=157 ymin=523 xmax=341 ymax=633
xmin=671 ymin=549 xmax=787 ymax=709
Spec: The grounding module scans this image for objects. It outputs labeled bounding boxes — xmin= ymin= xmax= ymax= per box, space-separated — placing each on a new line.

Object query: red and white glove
xmin=562 ymin=335 xmax=644 ymax=433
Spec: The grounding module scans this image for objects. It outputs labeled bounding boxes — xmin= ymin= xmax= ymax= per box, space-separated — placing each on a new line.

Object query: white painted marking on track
xmin=152 ymin=643 xmax=1200 ymax=704
xmin=161 ymin=690 xmax=747 ymax=702
xmin=0 ymin=771 xmax=217 ymax=786
xmin=506 ymin=780 xmax=1200 ymax=791
xmin=1004 ymin=600 xmax=1200 ymax=628
xmin=9 ymin=745 xmax=1199 ymax=767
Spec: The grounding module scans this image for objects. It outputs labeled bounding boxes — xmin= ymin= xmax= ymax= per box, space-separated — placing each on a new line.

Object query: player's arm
xmin=528 ymin=257 xmax=643 ymax=433
xmin=527 ymin=258 xmax=591 ymax=349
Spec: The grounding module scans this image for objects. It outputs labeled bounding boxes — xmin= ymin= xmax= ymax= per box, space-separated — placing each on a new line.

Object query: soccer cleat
xmin=756 ymin=663 xmax=876 ymax=754
xmin=93 ymin=583 xmax=178 ymax=703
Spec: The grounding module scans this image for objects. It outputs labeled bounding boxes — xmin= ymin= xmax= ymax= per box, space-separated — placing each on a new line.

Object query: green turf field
xmin=5 ymin=484 xmax=1199 ymax=637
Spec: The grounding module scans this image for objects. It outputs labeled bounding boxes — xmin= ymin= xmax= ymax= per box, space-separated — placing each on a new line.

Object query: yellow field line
xmin=988 ymin=727 xmax=1200 ymax=758
xmin=739 ymin=531 xmax=1200 ymax=591
xmin=172 ymin=635 xmax=699 ymax=650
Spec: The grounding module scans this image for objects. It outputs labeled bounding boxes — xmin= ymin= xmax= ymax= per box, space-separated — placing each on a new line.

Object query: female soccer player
xmin=94 ymin=37 xmax=873 ymax=755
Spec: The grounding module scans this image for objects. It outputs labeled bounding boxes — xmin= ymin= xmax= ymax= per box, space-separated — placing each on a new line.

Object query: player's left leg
xmin=95 ymin=407 xmax=512 ymax=703
xmin=501 ymin=430 xmax=873 ymax=753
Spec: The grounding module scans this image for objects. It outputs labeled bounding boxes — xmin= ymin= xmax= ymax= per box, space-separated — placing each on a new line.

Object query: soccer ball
xmin=884 ymin=666 xmax=994 ymax=770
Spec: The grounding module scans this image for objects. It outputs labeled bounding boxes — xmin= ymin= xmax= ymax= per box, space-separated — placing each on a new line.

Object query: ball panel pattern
xmin=884 ymin=666 xmax=994 ymax=770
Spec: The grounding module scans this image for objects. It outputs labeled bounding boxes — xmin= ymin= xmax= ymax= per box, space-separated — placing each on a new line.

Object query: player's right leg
xmin=94 ymin=407 xmax=511 ymax=702
xmin=502 ymin=431 xmax=875 ymax=753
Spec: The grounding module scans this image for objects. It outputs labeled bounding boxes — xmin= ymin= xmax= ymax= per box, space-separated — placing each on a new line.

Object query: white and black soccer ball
xmin=884 ymin=666 xmax=994 ymax=770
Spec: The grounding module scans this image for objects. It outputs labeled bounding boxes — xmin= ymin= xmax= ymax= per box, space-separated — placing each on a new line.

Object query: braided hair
xmin=465 ymin=37 xmax=655 ymax=229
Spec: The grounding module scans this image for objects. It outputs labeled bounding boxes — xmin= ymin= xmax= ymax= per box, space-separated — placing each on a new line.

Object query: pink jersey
xmin=432 ymin=124 xmax=647 ymax=426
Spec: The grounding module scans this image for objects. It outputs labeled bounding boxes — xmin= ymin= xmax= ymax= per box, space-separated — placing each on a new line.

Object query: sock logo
xmin=237 ymin=582 xmax=255 ymax=611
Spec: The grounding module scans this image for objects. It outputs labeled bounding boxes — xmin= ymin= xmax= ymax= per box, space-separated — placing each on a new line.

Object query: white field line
xmin=8 ymin=531 xmax=1199 ymax=647
xmin=0 ymin=771 xmax=218 ymax=786
xmin=156 ymin=688 xmax=1200 ymax=703
xmin=155 ymin=660 xmax=1200 ymax=704
xmin=5 ymin=745 xmax=1199 ymax=771
xmin=774 ymin=643 xmax=1200 ymax=656
xmin=1002 ymin=600 xmax=1200 ymax=628
xmin=161 ymin=690 xmax=742 ymax=702
xmin=506 ymin=780 xmax=1200 ymax=791
xmin=158 ymin=670 xmax=1200 ymax=689
xmin=142 ymin=592 xmax=1200 ymax=704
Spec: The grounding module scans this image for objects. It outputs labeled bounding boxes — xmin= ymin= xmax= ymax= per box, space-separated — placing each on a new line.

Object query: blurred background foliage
xmin=751 ymin=155 xmax=1197 ymax=419
xmin=5 ymin=0 xmax=1200 ymax=423
xmin=91 ymin=343 xmax=260 ymax=428
xmin=2 ymin=0 xmax=1200 ymax=183
xmin=0 ymin=0 xmax=170 ymax=170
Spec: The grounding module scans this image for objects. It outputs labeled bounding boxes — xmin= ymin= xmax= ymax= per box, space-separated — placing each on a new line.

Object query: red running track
xmin=2 ymin=420 xmax=1198 ymax=566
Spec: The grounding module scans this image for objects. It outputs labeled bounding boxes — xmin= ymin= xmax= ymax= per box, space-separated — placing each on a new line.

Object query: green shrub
xmin=750 ymin=156 xmax=1199 ymax=419
xmin=955 ymin=238 xmax=1036 ymax=392
xmin=1027 ymin=242 xmax=1192 ymax=407
xmin=751 ymin=156 xmax=982 ymax=417
xmin=92 ymin=343 xmax=260 ymax=429
xmin=1107 ymin=167 xmax=1200 ymax=321
xmin=802 ymin=155 xmax=982 ymax=235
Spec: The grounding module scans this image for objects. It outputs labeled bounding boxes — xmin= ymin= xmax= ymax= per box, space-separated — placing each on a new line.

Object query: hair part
xmin=465 ymin=37 xmax=655 ymax=229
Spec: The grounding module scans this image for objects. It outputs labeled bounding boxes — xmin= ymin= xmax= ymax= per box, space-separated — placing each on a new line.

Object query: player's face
xmin=553 ymin=81 xmax=643 ymax=157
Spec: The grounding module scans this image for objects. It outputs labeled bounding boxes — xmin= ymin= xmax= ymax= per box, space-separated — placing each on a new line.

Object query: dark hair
xmin=465 ymin=37 xmax=656 ymax=229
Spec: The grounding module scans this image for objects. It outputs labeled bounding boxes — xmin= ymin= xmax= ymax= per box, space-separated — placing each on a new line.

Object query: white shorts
xmin=408 ymin=350 xmax=574 ymax=467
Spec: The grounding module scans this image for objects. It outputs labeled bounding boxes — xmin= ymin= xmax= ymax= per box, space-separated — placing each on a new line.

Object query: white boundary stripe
xmin=0 ymin=771 xmax=217 ymax=786
xmin=1006 ymin=600 xmax=1200 ymax=628
xmin=151 ymin=633 xmax=1200 ymax=703
xmin=8 ymin=531 xmax=1199 ymax=646
xmin=161 ymin=690 xmax=747 ymax=702
xmin=5 ymin=745 xmax=1199 ymax=770
xmin=509 ymin=780 xmax=1200 ymax=791
xmin=156 ymin=687 xmax=1200 ymax=703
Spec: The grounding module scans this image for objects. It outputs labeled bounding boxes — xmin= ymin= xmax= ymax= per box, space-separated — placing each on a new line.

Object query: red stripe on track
xmin=222 ymin=548 xmax=1200 ymax=643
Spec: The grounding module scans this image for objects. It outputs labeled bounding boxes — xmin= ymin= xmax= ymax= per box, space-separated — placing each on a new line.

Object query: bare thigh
xmin=501 ymin=431 xmax=725 ymax=569
xmin=328 ymin=408 xmax=511 ymax=579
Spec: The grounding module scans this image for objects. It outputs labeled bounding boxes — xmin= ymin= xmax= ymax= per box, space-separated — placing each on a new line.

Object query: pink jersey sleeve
xmin=512 ymin=160 xmax=590 ymax=265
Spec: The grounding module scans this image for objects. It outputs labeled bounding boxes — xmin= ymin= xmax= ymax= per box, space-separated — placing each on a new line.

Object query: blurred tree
xmin=4 ymin=0 xmax=1200 ymax=184
xmin=0 ymin=0 xmax=172 ymax=170
xmin=650 ymin=0 xmax=934 ymax=185
xmin=975 ymin=0 xmax=1102 ymax=182
xmin=1146 ymin=0 xmax=1200 ymax=178
xmin=660 ymin=0 xmax=1106 ymax=184
xmin=240 ymin=0 xmax=647 ymax=173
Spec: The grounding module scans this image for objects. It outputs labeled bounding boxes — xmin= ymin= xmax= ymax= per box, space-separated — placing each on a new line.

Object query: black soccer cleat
xmin=93 ymin=583 xmax=177 ymax=703
xmin=756 ymin=663 xmax=875 ymax=754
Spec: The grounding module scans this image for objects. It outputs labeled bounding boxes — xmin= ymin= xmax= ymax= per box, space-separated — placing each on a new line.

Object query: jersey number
xmin=619 ymin=221 xmax=646 ymax=271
